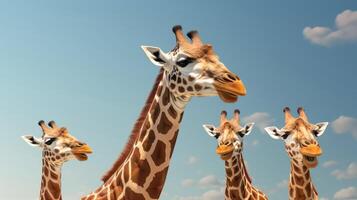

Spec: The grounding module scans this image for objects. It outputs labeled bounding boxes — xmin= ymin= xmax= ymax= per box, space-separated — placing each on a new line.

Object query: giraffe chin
xmin=74 ymin=153 xmax=88 ymax=161
xmin=219 ymin=151 xmax=233 ymax=161
xmin=216 ymin=145 xmax=234 ymax=160
xmin=216 ymin=90 xmax=238 ymax=103
xmin=302 ymin=156 xmax=318 ymax=168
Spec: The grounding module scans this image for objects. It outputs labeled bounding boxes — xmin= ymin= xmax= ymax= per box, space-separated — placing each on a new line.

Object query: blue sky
xmin=1 ymin=0 xmax=357 ymax=199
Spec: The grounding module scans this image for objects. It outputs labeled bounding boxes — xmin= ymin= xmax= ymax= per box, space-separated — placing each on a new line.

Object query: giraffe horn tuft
xmin=187 ymin=30 xmax=202 ymax=46
xmin=220 ymin=110 xmax=227 ymax=126
xmin=297 ymin=107 xmax=309 ymax=122
xmin=172 ymin=25 xmax=189 ymax=46
xmin=232 ymin=109 xmax=240 ymax=126
xmin=48 ymin=121 xmax=58 ymax=129
xmin=283 ymin=107 xmax=295 ymax=124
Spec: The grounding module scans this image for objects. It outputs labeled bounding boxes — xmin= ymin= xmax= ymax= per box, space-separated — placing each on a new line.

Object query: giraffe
xmin=203 ymin=109 xmax=268 ymax=200
xmin=264 ymin=107 xmax=328 ymax=200
xmin=82 ymin=25 xmax=247 ymax=200
xmin=22 ymin=120 xmax=93 ymax=200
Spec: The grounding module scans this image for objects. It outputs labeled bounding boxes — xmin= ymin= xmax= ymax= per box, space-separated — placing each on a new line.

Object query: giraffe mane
xmin=101 ymin=69 xmax=164 ymax=182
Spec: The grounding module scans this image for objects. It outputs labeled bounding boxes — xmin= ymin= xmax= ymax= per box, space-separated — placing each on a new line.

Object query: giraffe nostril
xmin=227 ymin=74 xmax=238 ymax=81
xmin=223 ymin=141 xmax=231 ymax=146
xmin=77 ymin=142 xmax=85 ymax=147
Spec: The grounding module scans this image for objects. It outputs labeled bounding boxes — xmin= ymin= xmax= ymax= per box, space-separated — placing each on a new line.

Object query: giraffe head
xmin=22 ymin=120 xmax=93 ymax=166
xmin=203 ymin=109 xmax=254 ymax=160
xmin=142 ymin=25 xmax=247 ymax=103
xmin=265 ymin=107 xmax=328 ymax=169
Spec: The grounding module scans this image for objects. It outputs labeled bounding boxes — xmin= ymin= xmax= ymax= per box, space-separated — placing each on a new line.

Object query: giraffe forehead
xmin=284 ymin=119 xmax=316 ymax=137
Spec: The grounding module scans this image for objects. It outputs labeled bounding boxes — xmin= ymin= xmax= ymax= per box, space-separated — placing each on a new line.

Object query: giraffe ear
xmin=202 ymin=124 xmax=220 ymax=139
xmin=141 ymin=46 xmax=169 ymax=67
xmin=21 ymin=135 xmax=44 ymax=147
xmin=313 ymin=122 xmax=328 ymax=137
xmin=264 ymin=126 xmax=284 ymax=140
xmin=237 ymin=123 xmax=255 ymax=137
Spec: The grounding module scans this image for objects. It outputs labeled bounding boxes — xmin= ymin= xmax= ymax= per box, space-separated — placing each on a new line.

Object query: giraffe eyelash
xmin=44 ymin=138 xmax=57 ymax=145
xmin=281 ymin=132 xmax=291 ymax=140
xmin=176 ymin=57 xmax=195 ymax=68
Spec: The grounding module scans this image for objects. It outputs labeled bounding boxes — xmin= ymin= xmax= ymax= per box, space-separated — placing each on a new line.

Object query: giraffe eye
xmin=45 ymin=138 xmax=57 ymax=145
xmin=176 ymin=57 xmax=194 ymax=68
xmin=281 ymin=131 xmax=291 ymax=140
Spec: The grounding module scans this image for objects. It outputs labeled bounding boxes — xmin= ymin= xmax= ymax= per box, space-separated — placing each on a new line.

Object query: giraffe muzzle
xmin=72 ymin=144 xmax=93 ymax=161
xmin=213 ymin=78 xmax=247 ymax=103
xmin=216 ymin=144 xmax=234 ymax=160
xmin=300 ymin=144 xmax=322 ymax=168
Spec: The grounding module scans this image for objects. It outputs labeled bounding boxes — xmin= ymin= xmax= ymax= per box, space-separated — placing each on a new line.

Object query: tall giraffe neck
xmin=289 ymin=160 xmax=317 ymax=200
xmin=224 ymin=153 xmax=267 ymax=200
xmin=40 ymin=154 xmax=62 ymax=200
xmin=83 ymin=71 xmax=187 ymax=200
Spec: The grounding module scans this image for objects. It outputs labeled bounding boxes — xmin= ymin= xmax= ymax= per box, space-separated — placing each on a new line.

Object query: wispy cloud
xmin=251 ymin=139 xmax=260 ymax=146
xmin=303 ymin=10 xmax=357 ymax=46
xmin=176 ymin=175 xmax=224 ymax=200
xmin=334 ymin=186 xmax=357 ymax=199
xmin=186 ymin=155 xmax=198 ymax=165
xmin=268 ymin=179 xmax=288 ymax=194
xmin=198 ymin=175 xmax=222 ymax=188
xmin=242 ymin=112 xmax=274 ymax=133
xmin=181 ymin=179 xmax=195 ymax=187
xmin=331 ymin=116 xmax=357 ymax=139
xmin=323 ymin=160 xmax=338 ymax=168
xmin=331 ymin=162 xmax=357 ymax=180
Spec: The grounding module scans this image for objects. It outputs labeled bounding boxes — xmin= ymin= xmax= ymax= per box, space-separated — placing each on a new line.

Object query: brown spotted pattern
xmin=40 ymin=152 xmax=63 ymax=200
xmin=269 ymin=108 xmax=322 ymax=200
xmin=82 ymin=82 xmax=185 ymax=200
xmin=25 ymin=121 xmax=92 ymax=200
xmin=224 ymin=153 xmax=268 ymax=200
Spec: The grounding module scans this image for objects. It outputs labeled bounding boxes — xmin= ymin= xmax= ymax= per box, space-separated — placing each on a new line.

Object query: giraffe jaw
xmin=303 ymin=155 xmax=318 ymax=168
xmin=72 ymin=144 xmax=93 ymax=161
xmin=214 ymin=80 xmax=247 ymax=103
xmin=220 ymin=151 xmax=233 ymax=160
xmin=216 ymin=145 xmax=234 ymax=160
xmin=74 ymin=153 xmax=89 ymax=161
xmin=300 ymin=144 xmax=322 ymax=168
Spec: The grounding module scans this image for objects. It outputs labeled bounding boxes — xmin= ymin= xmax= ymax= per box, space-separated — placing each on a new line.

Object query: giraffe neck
xmin=40 ymin=155 xmax=62 ymax=200
xmin=83 ymin=71 xmax=187 ymax=200
xmin=224 ymin=153 xmax=267 ymax=200
xmin=289 ymin=160 xmax=317 ymax=200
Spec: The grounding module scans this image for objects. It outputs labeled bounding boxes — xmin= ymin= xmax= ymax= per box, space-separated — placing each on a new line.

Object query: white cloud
xmin=303 ymin=10 xmax=357 ymax=46
xmin=181 ymin=179 xmax=195 ymax=187
xmin=252 ymin=139 xmax=259 ymax=146
xmin=332 ymin=116 xmax=357 ymax=139
xmin=242 ymin=112 xmax=274 ymax=133
xmin=175 ymin=175 xmax=224 ymax=200
xmin=334 ymin=186 xmax=357 ymax=199
xmin=268 ymin=179 xmax=288 ymax=194
xmin=187 ymin=155 xmax=198 ymax=165
xmin=323 ymin=160 xmax=338 ymax=168
xmin=270 ymin=179 xmax=288 ymax=194
xmin=200 ymin=188 xmax=225 ymax=200
xmin=198 ymin=175 xmax=222 ymax=188
xmin=332 ymin=162 xmax=357 ymax=180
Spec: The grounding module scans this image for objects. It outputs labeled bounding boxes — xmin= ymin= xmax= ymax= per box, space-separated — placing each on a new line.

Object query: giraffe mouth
xmin=220 ymin=151 xmax=233 ymax=160
xmin=216 ymin=145 xmax=234 ymax=160
xmin=302 ymin=156 xmax=318 ymax=168
xmin=74 ymin=153 xmax=89 ymax=161
xmin=214 ymin=80 xmax=247 ymax=103
xmin=72 ymin=144 xmax=93 ymax=161
xmin=300 ymin=145 xmax=322 ymax=168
